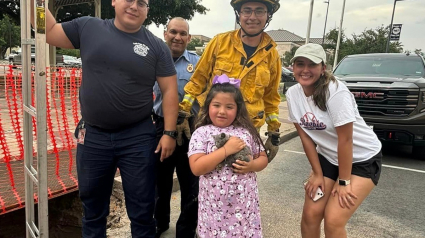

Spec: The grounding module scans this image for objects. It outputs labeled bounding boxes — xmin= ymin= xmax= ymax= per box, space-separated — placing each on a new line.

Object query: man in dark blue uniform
xmin=41 ymin=0 xmax=179 ymax=237
xmin=152 ymin=17 xmax=200 ymax=238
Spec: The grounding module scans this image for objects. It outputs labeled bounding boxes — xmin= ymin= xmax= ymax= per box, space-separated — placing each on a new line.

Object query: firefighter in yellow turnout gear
xmin=178 ymin=0 xmax=282 ymax=162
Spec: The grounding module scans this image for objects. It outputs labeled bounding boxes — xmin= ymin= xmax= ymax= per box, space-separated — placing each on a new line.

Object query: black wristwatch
xmin=163 ymin=130 xmax=177 ymax=139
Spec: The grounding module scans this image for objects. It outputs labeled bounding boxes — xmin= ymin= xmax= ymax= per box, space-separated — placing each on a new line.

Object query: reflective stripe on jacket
xmin=180 ymin=29 xmax=282 ymax=131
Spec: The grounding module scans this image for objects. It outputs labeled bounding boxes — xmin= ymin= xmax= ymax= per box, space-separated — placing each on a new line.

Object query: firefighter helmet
xmin=230 ymin=0 xmax=280 ymax=14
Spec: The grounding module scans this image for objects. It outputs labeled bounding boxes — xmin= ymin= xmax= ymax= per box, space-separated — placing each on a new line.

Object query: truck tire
xmin=282 ymin=84 xmax=287 ymax=94
xmin=10 ymin=59 xmax=17 ymax=68
xmin=412 ymin=146 xmax=425 ymax=160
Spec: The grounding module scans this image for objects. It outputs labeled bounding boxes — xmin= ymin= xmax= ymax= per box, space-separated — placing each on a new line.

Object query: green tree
xmin=324 ymin=28 xmax=346 ymax=49
xmin=56 ymin=4 xmax=96 ymax=22
xmin=0 ymin=14 xmax=21 ymax=59
xmin=282 ymin=46 xmax=298 ymax=67
xmin=348 ymin=26 xmax=402 ymax=54
xmin=1 ymin=0 xmax=208 ymax=26
xmin=0 ymin=2 xmax=20 ymax=23
xmin=56 ymin=48 xmax=80 ymax=58
xmin=145 ymin=0 xmax=208 ymax=26
xmin=187 ymin=38 xmax=203 ymax=51
xmin=414 ymin=49 xmax=424 ymax=57
xmin=326 ymin=25 xmax=403 ymax=65
xmin=323 ymin=28 xmax=347 ymax=65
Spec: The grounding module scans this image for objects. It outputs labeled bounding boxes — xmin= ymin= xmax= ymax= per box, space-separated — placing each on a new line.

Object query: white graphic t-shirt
xmin=286 ymin=80 xmax=381 ymax=165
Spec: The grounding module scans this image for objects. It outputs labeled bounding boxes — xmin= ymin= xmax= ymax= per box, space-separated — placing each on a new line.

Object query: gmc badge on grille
xmin=352 ymin=92 xmax=384 ymax=99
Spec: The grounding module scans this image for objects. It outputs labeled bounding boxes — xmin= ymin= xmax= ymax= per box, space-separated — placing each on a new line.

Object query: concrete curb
xmin=280 ymin=129 xmax=298 ymax=145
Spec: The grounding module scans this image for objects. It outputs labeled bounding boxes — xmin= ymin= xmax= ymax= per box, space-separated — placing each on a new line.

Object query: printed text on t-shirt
xmin=299 ymin=112 xmax=327 ymax=130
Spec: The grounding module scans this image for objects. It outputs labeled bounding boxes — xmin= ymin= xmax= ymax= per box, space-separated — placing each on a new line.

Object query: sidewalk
xmin=259 ymin=100 xmax=298 ymax=143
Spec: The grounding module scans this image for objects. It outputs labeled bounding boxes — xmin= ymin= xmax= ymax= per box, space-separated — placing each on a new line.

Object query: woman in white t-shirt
xmin=286 ymin=43 xmax=382 ymax=238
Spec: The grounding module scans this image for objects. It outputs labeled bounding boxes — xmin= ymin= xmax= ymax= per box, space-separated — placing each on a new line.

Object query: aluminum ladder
xmin=21 ymin=0 xmax=49 ymax=237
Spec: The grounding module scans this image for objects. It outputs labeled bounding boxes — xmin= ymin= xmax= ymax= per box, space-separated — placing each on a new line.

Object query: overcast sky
xmin=147 ymin=0 xmax=425 ymax=51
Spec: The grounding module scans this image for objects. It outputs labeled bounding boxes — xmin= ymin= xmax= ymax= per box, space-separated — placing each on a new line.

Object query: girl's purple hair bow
xmin=212 ymin=74 xmax=241 ymax=88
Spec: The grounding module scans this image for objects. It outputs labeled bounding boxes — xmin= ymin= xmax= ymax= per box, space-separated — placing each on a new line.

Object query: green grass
xmin=280 ymin=93 xmax=286 ymax=102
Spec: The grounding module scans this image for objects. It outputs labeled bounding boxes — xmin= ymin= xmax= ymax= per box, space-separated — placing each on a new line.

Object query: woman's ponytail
xmin=312 ymin=70 xmax=337 ymax=111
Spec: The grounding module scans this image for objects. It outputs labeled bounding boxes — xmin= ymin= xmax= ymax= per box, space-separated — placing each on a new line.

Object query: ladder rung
xmin=25 ymin=165 xmax=39 ymax=184
xmin=26 ymin=221 xmax=39 ymax=238
xmin=24 ymin=105 xmax=37 ymax=117
xmin=22 ymin=39 xmax=35 ymax=45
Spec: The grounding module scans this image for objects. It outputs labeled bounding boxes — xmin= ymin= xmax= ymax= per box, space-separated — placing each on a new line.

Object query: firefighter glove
xmin=264 ymin=131 xmax=280 ymax=163
xmin=176 ymin=111 xmax=192 ymax=146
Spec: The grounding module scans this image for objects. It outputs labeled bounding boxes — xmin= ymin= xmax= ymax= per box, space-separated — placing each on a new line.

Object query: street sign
xmin=390 ymin=24 xmax=402 ymax=41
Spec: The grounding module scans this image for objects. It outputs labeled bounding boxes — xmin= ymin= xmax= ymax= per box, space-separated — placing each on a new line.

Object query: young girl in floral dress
xmin=188 ymin=75 xmax=269 ymax=238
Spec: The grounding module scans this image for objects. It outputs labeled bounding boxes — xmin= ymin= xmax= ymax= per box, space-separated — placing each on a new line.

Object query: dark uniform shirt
xmin=62 ymin=17 xmax=176 ymax=129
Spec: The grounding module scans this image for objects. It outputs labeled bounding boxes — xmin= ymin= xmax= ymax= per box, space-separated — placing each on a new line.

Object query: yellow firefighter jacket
xmin=180 ymin=29 xmax=282 ymax=131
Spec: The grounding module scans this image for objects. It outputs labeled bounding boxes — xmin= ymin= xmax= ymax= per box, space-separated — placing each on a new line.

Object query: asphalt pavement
xmin=157 ymin=100 xmax=425 ymax=237
xmin=160 ymin=137 xmax=425 ymax=238
xmin=106 ymin=99 xmax=425 ymax=238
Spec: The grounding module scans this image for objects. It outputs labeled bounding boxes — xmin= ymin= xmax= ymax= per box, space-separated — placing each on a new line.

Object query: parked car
xmin=281 ymin=67 xmax=297 ymax=94
xmin=9 ymin=46 xmax=64 ymax=66
xmin=7 ymin=49 xmax=20 ymax=61
xmin=8 ymin=48 xmax=23 ymax=64
xmin=281 ymin=67 xmax=294 ymax=82
xmin=334 ymin=52 xmax=425 ymax=159
xmin=63 ymin=55 xmax=82 ymax=67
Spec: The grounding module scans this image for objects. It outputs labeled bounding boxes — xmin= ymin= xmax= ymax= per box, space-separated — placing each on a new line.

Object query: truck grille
xmin=348 ymin=88 xmax=419 ymax=117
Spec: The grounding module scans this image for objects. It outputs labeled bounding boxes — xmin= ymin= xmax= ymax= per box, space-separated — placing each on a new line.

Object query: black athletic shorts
xmin=318 ymin=151 xmax=382 ymax=185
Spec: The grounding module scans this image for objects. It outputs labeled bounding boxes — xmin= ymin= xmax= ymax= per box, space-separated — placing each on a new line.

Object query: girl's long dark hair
xmin=195 ymin=83 xmax=265 ymax=155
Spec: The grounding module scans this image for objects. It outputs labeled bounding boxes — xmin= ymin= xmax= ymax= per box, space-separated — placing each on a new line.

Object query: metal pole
xmin=333 ymin=0 xmax=346 ymax=69
xmin=305 ymin=0 xmax=314 ymax=44
xmin=386 ymin=0 xmax=397 ymax=53
xmin=34 ymin=0 xmax=49 ymax=229
xmin=94 ymin=0 xmax=101 ymax=18
xmin=322 ymin=1 xmax=330 ymax=44
xmin=8 ymin=20 xmax=12 ymax=54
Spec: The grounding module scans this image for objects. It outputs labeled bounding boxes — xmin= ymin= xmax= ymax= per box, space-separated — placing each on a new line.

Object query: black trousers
xmin=76 ymin=119 xmax=156 ymax=238
xmin=153 ymin=115 xmax=199 ymax=238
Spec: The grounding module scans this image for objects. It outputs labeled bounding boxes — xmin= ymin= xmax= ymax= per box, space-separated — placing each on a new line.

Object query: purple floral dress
xmin=188 ymin=125 xmax=264 ymax=238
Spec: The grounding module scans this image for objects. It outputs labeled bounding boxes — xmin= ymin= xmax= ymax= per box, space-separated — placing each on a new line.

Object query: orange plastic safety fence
xmin=0 ymin=65 xmax=82 ymax=215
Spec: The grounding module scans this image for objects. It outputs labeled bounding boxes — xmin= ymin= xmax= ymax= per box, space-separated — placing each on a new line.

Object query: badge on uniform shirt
xmin=187 ymin=64 xmax=194 ymax=73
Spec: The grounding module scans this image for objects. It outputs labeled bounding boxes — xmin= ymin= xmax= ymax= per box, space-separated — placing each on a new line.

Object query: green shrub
xmin=57 ymin=48 xmax=80 ymax=58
